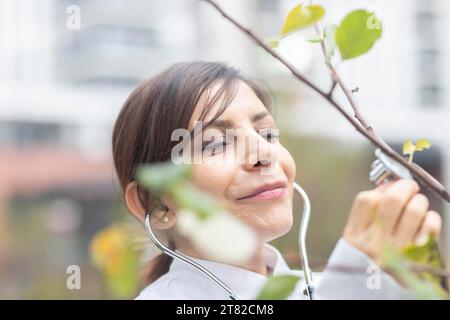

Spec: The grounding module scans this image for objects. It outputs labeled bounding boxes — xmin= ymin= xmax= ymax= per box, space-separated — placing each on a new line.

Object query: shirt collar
xmin=169 ymin=243 xmax=294 ymax=299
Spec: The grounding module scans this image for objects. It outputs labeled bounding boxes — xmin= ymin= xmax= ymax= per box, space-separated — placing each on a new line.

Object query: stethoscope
xmin=144 ymin=148 xmax=410 ymax=300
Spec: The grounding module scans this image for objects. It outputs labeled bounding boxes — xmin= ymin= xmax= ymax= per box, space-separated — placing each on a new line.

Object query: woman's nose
xmin=242 ymin=132 xmax=277 ymax=172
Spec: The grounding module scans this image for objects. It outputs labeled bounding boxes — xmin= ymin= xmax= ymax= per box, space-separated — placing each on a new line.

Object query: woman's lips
xmin=242 ymin=187 xmax=287 ymax=200
xmin=236 ymin=182 xmax=288 ymax=201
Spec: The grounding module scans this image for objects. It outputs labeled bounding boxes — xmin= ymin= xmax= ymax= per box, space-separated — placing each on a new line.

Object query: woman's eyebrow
xmin=251 ymin=111 xmax=270 ymax=123
xmin=200 ymin=110 xmax=271 ymax=131
xmin=209 ymin=118 xmax=233 ymax=129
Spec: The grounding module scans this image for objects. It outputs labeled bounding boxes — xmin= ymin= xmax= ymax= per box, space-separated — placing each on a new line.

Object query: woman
xmin=112 ymin=61 xmax=441 ymax=299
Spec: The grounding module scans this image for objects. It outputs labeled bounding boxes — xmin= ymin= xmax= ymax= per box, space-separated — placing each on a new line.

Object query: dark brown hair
xmin=112 ymin=61 xmax=273 ymax=285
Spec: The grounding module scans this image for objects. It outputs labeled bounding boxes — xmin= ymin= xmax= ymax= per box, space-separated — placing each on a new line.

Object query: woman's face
xmin=186 ymin=80 xmax=296 ymax=242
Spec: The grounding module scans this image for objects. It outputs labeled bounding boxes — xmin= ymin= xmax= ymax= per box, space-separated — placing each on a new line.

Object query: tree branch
xmin=200 ymin=0 xmax=450 ymax=203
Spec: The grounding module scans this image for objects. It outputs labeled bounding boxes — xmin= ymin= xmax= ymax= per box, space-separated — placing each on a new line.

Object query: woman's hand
xmin=343 ymin=179 xmax=441 ymax=261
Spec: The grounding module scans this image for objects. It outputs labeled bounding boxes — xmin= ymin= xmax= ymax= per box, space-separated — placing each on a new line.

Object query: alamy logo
xmin=366 ymin=264 xmax=381 ymax=290
xmin=66 ymin=5 xmax=81 ymax=30
xmin=66 ymin=265 xmax=81 ymax=290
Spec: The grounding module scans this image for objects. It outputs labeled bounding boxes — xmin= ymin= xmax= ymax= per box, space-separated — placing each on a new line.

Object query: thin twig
xmin=201 ymin=0 xmax=450 ymax=202
xmin=326 ymin=78 xmax=338 ymax=98
xmin=326 ymin=263 xmax=450 ymax=281
xmin=406 ymin=261 xmax=450 ymax=280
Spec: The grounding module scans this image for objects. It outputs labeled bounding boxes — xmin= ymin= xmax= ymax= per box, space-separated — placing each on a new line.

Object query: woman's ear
xmin=124 ymin=181 xmax=147 ymax=224
xmin=124 ymin=181 xmax=176 ymax=230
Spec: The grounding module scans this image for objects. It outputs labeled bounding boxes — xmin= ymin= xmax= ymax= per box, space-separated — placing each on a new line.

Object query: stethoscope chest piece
xmin=369 ymin=148 xmax=413 ymax=186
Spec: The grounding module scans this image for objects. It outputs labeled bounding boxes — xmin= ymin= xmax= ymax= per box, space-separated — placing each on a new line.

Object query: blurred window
xmin=257 ymin=0 xmax=279 ymax=12
xmin=61 ymin=25 xmax=156 ymax=53
xmin=0 ymin=121 xmax=62 ymax=146
xmin=414 ymin=1 xmax=443 ymax=108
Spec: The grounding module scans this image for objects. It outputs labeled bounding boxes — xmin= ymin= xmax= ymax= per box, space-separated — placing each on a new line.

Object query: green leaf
xmin=280 ymin=4 xmax=325 ymax=37
xmin=402 ymin=236 xmax=447 ymax=298
xmin=136 ymin=162 xmax=191 ymax=193
xmin=403 ymin=139 xmax=431 ymax=163
xmin=335 ymin=10 xmax=382 ymax=60
xmin=323 ymin=24 xmax=337 ymax=61
xmin=382 ymin=245 xmax=447 ymax=299
xmin=415 ymin=139 xmax=431 ymax=151
xmin=257 ymin=275 xmax=300 ymax=300
xmin=402 ymin=236 xmax=441 ymax=265
xmin=403 ymin=140 xmax=415 ymax=155
xmin=171 ymin=182 xmax=222 ymax=219
xmin=137 ymin=161 xmax=222 ymax=220
xmin=402 ymin=235 xmax=444 ymax=286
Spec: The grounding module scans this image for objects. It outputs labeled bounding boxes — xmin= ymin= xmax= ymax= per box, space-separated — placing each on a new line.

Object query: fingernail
xmin=415 ymin=235 xmax=429 ymax=246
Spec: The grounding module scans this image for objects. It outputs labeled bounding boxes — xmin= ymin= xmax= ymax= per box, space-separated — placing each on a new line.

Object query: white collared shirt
xmin=135 ymin=239 xmax=412 ymax=300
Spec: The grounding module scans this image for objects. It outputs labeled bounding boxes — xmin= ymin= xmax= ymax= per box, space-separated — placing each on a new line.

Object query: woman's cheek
xmin=279 ymin=145 xmax=296 ymax=183
xmin=191 ymin=162 xmax=235 ymax=197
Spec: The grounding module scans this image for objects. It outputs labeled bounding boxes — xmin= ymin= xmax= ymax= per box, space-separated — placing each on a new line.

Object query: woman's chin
xmin=257 ymin=214 xmax=293 ymax=242
xmin=230 ymin=203 xmax=294 ymax=242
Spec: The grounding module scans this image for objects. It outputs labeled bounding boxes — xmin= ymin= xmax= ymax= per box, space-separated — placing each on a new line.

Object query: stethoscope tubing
xmin=144 ymin=181 xmax=313 ymax=300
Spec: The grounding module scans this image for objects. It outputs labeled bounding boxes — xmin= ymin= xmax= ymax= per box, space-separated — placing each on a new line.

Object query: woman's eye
xmin=202 ymin=139 xmax=231 ymax=155
xmin=259 ymin=128 xmax=280 ymax=143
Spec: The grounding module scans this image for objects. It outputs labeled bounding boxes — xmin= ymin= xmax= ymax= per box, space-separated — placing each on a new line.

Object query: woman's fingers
xmin=393 ymin=193 xmax=429 ymax=248
xmin=345 ymin=190 xmax=382 ymax=234
xmin=374 ymin=180 xmax=394 ymax=192
xmin=344 ymin=179 xmax=442 ymax=261
xmin=415 ymin=210 xmax=442 ymax=245
xmin=377 ymin=179 xmax=420 ymax=238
